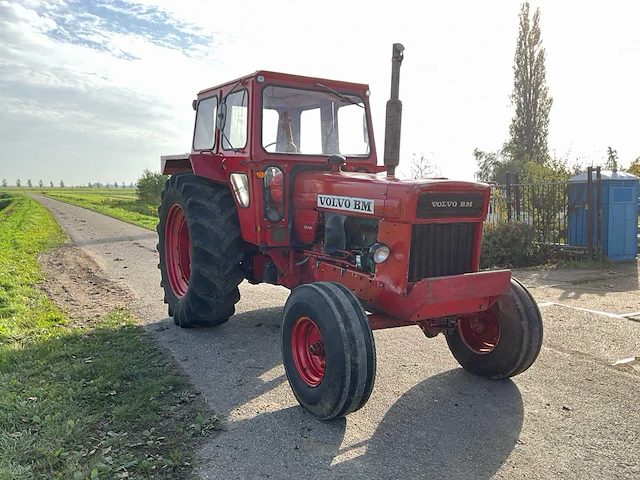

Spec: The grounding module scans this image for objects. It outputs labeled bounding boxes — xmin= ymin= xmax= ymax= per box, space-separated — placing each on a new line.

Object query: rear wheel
xmin=157 ymin=173 xmax=244 ymax=327
xmin=282 ymin=282 xmax=376 ymax=420
xmin=445 ymin=278 xmax=543 ymax=379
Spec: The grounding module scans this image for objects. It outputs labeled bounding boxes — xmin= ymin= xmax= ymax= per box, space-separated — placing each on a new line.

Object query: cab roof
xmin=197 ymin=70 xmax=370 ymax=97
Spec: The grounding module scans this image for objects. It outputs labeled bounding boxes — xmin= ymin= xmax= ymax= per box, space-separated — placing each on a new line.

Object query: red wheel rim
xmin=165 ymin=204 xmax=191 ymax=298
xmin=291 ymin=316 xmax=325 ymax=386
xmin=458 ymin=308 xmax=501 ymax=355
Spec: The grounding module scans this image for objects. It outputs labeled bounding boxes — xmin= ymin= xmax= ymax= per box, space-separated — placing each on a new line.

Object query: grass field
xmin=0 ymin=193 xmax=213 ymax=479
xmin=22 ymin=188 xmax=159 ymax=231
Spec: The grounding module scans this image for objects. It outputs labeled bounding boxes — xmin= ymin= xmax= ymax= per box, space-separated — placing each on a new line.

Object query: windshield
xmin=262 ymin=86 xmax=370 ymax=157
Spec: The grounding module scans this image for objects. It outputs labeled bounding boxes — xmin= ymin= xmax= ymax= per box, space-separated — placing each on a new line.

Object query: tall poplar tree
xmin=507 ymin=1 xmax=552 ymax=165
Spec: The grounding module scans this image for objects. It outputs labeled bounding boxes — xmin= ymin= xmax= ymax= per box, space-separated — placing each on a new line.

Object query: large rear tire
xmin=445 ymin=278 xmax=543 ymax=379
xmin=157 ymin=173 xmax=244 ymax=328
xmin=282 ymin=282 xmax=376 ymax=420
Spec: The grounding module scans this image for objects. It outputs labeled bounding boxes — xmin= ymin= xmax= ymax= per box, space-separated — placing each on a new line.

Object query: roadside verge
xmin=0 ymin=193 xmax=219 ymax=480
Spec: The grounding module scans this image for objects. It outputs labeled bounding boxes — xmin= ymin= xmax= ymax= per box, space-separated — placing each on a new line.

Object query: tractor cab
xmin=189 ymin=71 xmax=382 ymax=170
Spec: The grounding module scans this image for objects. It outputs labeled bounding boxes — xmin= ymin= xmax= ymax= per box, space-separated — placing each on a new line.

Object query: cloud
xmin=0 ymin=0 xmax=231 ymax=184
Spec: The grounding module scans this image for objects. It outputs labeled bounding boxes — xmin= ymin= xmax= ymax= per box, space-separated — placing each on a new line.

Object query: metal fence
xmin=486 ymin=167 xmax=603 ymax=257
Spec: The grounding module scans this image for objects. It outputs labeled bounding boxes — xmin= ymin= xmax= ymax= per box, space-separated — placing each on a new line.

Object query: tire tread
xmin=157 ymin=173 xmax=243 ymax=328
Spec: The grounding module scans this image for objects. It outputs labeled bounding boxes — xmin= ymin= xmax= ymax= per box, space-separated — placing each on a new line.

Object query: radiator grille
xmin=409 ymin=223 xmax=476 ymax=281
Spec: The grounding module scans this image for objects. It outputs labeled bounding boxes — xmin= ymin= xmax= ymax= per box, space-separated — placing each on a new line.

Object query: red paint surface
xmin=291 ymin=316 xmax=325 ymax=386
xmin=164 ymin=204 xmax=190 ymax=298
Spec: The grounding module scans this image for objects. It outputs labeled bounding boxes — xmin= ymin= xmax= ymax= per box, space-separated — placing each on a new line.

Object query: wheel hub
xmin=291 ymin=317 xmax=325 ymax=386
xmin=458 ymin=309 xmax=501 ymax=355
xmin=165 ymin=204 xmax=191 ymax=298
xmin=309 ymin=341 xmax=324 ymax=356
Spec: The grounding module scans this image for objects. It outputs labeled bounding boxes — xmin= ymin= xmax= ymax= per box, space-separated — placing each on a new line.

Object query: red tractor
xmin=157 ymin=44 xmax=543 ymax=420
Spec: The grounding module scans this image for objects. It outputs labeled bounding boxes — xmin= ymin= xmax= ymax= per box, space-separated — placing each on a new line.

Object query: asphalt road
xmin=33 ymin=195 xmax=640 ymax=480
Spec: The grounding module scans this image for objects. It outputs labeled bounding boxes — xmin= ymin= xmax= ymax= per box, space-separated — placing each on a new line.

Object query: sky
xmin=0 ymin=0 xmax=638 ymax=186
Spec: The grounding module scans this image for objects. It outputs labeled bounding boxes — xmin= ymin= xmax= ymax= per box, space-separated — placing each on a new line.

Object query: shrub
xmin=480 ymin=222 xmax=548 ymax=269
xmin=136 ymin=170 xmax=168 ymax=206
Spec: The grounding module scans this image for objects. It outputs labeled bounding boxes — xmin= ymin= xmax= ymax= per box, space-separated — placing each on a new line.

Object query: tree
xmin=27 ymin=179 xmax=32 ymax=188
xmin=474 ymin=2 xmax=553 ymax=183
xmin=506 ymin=1 xmax=553 ymax=165
xmin=136 ymin=169 xmax=168 ymax=205
xmin=409 ymin=153 xmax=441 ymax=179
xmin=2 ymin=179 xmax=7 ymax=188
xmin=627 ymin=157 xmax=640 ymax=177
xmin=39 ymin=180 xmax=43 ymax=188
xmin=59 ymin=180 xmax=65 ymax=188
xmin=114 ymin=181 xmax=119 ymax=189
xmin=16 ymin=179 xmax=21 ymax=187
xmin=50 ymin=181 xmax=54 ymax=187
xmin=474 ymin=148 xmax=523 ymax=184
xmin=605 ymin=146 xmax=618 ymax=171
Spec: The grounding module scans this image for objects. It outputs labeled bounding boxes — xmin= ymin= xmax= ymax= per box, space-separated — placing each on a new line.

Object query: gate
xmin=486 ymin=167 xmax=603 ymax=258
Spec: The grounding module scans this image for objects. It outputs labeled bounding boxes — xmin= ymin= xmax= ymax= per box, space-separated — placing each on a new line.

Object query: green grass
xmin=0 ymin=194 xmax=216 ymax=479
xmin=33 ymin=188 xmax=158 ymax=231
xmin=563 ymin=256 xmax=611 ymax=269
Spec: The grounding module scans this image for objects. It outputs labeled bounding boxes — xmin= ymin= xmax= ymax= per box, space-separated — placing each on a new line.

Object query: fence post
xmin=587 ymin=166 xmax=594 ymax=258
xmin=596 ymin=167 xmax=602 ymax=260
xmin=514 ymin=172 xmax=521 ymax=221
xmin=506 ymin=173 xmax=513 ymax=223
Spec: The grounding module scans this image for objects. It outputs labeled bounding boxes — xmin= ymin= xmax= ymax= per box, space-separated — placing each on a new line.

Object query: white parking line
xmin=537 ymin=301 xmax=635 ymax=319
xmin=537 ymin=302 xmax=556 ymax=307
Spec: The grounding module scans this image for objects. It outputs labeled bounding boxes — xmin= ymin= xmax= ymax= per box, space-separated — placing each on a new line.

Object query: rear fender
xmin=161 ymin=153 xmax=226 ymax=184
xmin=161 ymin=154 xmax=192 ymax=175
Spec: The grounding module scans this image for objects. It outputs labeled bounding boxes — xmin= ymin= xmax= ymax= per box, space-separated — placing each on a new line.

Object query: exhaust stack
xmin=383 ymin=43 xmax=405 ymax=177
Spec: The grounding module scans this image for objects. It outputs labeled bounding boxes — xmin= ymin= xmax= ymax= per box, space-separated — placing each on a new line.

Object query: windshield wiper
xmin=316 ymin=83 xmax=364 ymax=108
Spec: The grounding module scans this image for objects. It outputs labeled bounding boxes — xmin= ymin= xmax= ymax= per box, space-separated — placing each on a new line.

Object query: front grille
xmin=408 ymin=223 xmax=476 ymax=281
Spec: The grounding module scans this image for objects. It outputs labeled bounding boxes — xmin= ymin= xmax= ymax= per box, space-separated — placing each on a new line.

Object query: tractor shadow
xmin=330 ymin=370 xmax=524 ymax=479
xmin=148 ymin=305 xmax=290 ymax=415
xmin=148 ymin=307 xmax=523 ymax=479
xmin=204 ymin=369 xmax=524 ymax=479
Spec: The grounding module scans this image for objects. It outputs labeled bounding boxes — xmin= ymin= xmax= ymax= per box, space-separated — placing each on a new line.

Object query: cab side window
xmin=222 ymin=90 xmax=248 ymax=150
xmin=193 ymin=96 xmax=218 ymax=150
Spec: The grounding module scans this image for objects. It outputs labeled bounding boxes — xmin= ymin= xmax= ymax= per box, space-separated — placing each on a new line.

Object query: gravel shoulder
xmin=32 ymin=194 xmax=640 ymax=480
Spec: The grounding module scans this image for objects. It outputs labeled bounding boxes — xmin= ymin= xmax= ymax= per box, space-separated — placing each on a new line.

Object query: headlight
xmin=230 ymin=172 xmax=250 ymax=207
xmin=369 ymin=242 xmax=390 ymax=264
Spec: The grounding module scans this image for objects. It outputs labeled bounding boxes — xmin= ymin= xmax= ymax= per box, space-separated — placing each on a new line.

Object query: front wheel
xmin=445 ymin=278 xmax=543 ymax=379
xmin=282 ymin=282 xmax=376 ymax=420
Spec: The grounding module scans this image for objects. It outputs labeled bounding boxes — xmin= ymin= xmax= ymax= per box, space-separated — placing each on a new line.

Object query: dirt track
xmin=38 ymin=244 xmax=135 ymax=323
xmin=33 ymin=194 xmax=640 ymax=480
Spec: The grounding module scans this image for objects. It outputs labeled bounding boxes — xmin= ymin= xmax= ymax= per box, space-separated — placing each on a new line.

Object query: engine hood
xmin=293 ymin=170 xmax=491 ymax=222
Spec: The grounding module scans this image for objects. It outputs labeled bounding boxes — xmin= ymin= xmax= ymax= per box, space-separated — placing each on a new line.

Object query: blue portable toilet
xmin=568 ymin=170 xmax=639 ymax=260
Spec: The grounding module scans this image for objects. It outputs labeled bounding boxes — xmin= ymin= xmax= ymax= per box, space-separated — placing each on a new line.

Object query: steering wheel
xmin=264 ymin=141 xmax=299 ymax=153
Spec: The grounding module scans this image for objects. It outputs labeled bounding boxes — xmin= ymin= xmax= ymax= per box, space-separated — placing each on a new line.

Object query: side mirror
xmin=192 ymin=99 xmax=197 ymax=110
xmin=217 ymin=103 xmax=227 ymax=131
